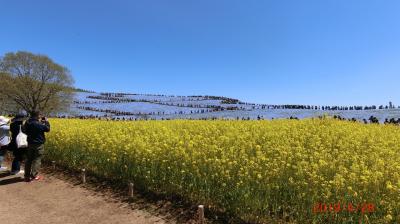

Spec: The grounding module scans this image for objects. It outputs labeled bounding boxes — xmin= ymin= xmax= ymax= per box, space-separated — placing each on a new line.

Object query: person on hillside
xmin=9 ymin=113 xmax=27 ymax=175
xmin=24 ymin=111 xmax=50 ymax=182
xmin=0 ymin=116 xmax=11 ymax=172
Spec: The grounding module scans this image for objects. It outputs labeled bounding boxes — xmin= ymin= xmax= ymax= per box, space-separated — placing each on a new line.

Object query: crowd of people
xmin=331 ymin=115 xmax=400 ymax=125
xmin=52 ymin=114 xmax=400 ymax=124
xmin=83 ymin=95 xmax=241 ymax=111
xmin=237 ymin=103 xmax=400 ymax=111
xmin=384 ymin=117 xmax=400 ymax=125
xmin=0 ymin=111 xmax=50 ymax=182
xmin=75 ymin=105 xmax=228 ymax=117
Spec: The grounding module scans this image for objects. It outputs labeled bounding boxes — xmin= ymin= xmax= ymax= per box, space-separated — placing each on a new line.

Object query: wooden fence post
xmin=52 ymin=161 xmax=56 ymax=170
xmin=82 ymin=169 xmax=86 ymax=184
xmin=198 ymin=205 xmax=205 ymax=224
xmin=128 ymin=182 xmax=134 ymax=198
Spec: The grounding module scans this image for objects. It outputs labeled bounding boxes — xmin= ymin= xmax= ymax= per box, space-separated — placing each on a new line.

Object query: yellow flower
xmin=45 ymin=118 xmax=400 ymax=223
xmin=385 ymin=214 xmax=393 ymax=222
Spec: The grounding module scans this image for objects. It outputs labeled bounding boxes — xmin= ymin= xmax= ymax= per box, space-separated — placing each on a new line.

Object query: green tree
xmin=0 ymin=51 xmax=74 ymax=115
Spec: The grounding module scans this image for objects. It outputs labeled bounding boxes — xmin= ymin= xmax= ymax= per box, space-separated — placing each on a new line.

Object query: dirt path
xmin=0 ymin=169 xmax=178 ymax=224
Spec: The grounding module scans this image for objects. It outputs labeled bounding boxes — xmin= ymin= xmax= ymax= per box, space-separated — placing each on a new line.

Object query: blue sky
xmin=1 ymin=0 xmax=400 ymax=105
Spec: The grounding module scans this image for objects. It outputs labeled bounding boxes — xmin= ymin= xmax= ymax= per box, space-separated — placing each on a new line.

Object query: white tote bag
xmin=16 ymin=125 xmax=28 ymax=149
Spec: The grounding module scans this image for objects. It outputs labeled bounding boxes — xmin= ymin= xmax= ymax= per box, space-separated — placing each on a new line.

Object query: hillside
xmin=60 ymin=91 xmax=400 ymax=122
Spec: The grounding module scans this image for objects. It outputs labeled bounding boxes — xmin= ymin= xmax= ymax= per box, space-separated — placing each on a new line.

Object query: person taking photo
xmin=24 ymin=111 xmax=50 ymax=182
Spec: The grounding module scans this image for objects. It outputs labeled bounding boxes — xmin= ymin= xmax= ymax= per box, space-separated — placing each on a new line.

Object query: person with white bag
xmin=9 ymin=113 xmax=27 ymax=175
xmin=0 ymin=116 xmax=11 ymax=172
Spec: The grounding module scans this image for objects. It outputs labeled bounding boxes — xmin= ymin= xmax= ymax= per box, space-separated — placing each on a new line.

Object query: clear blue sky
xmin=1 ymin=0 xmax=400 ymax=105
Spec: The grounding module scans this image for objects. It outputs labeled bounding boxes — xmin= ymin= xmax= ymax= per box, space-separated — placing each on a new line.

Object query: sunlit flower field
xmin=46 ymin=118 xmax=400 ymax=223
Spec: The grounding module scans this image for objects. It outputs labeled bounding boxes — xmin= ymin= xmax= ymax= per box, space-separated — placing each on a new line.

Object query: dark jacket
xmin=9 ymin=121 xmax=25 ymax=150
xmin=24 ymin=118 xmax=50 ymax=145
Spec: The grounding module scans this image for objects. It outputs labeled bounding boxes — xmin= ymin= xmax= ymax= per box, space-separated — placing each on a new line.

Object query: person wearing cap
xmin=9 ymin=113 xmax=27 ymax=175
xmin=0 ymin=116 xmax=11 ymax=172
xmin=24 ymin=111 xmax=50 ymax=182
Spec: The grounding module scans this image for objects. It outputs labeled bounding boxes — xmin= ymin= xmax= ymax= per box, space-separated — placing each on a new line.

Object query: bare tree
xmin=0 ymin=51 xmax=74 ymax=115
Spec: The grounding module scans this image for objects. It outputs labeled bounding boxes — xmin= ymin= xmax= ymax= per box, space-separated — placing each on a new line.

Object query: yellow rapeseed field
xmin=46 ymin=118 xmax=400 ymax=223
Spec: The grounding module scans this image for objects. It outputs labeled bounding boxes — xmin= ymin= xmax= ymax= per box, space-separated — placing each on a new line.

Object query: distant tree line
xmin=73 ymin=88 xmax=95 ymax=93
xmin=253 ymin=104 xmax=399 ymax=111
xmin=189 ymin=95 xmax=240 ymax=104
xmin=100 ymin=92 xmax=137 ymax=97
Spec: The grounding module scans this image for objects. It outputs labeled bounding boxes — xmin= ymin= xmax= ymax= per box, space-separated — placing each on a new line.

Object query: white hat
xmin=0 ymin=116 xmax=10 ymax=125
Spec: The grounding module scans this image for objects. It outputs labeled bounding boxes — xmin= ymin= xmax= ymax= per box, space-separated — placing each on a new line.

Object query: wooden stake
xmin=128 ymin=182 xmax=134 ymax=198
xmin=52 ymin=161 xmax=56 ymax=170
xmin=82 ymin=169 xmax=86 ymax=184
xmin=198 ymin=205 xmax=205 ymax=224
